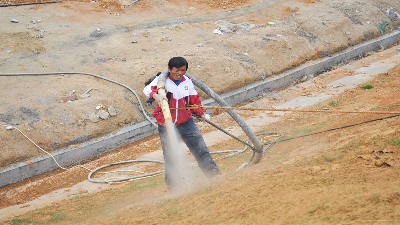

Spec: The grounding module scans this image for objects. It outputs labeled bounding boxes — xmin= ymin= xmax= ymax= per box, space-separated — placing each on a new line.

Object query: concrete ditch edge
xmin=1 ymin=30 xmax=399 ymax=188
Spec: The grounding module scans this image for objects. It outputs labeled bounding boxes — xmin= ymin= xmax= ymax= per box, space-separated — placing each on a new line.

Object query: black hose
xmin=203 ymin=118 xmax=255 ymax=151
xmin=279 ymin=114 xmax=400 ymax=142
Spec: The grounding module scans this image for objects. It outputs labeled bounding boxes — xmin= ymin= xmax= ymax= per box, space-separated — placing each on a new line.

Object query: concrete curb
xmin=208 ymin=30 xmax=400 ymax=106
xmin=1 ymin=30 xmax=399 ymax=188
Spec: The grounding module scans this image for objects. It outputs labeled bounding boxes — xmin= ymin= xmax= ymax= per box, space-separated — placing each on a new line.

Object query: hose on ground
xmin=87 ymin=160 xmax=165 ymax=183
xmin=87 ymin=118 xmax=283 ymax=183
xmin=190 ymin=105 xmax=400 ymax=115
xmin=87 ymin=148 xmax=249 ymax=183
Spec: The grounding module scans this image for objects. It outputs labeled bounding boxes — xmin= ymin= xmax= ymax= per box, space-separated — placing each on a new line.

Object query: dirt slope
xmin=2 ymin=50 xmax=399 ymax=224
xmin=1 ymin=0 xmax=399 ymax=168
xmin=0 ymin=0 xmax=400 ymax=224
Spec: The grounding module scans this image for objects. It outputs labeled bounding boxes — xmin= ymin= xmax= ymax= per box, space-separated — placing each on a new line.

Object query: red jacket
xmin=143 ymin=74 xmax=204 ymax=126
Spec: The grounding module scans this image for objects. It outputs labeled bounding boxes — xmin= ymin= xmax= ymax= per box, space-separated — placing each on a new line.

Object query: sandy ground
xmin=0 ymin=0 xmax=400 ymax=224
xmin=1 ymin=0 xmax=399 ymax=168
xmin=1 ymin=44 xmax=399 ymax=224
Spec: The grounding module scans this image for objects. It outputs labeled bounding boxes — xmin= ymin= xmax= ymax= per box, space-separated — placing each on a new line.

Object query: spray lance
xmin=156 ymin=72 xmax=173 ymax=122
xmin=155 ymin=72 xmax=188 ymax=187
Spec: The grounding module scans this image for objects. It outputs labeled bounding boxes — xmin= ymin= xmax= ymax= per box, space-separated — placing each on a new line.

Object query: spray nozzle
xmin=157 ymin=83 xmax=165 ymax=90
xmin=156 ymin=71 xmax=168 ymax=90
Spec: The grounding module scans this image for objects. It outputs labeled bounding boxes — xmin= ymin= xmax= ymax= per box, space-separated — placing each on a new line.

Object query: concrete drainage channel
xmin=0 ymin=30 xmax=399 ymax=188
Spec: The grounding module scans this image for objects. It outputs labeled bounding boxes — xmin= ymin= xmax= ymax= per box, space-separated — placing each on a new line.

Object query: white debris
xmin=215 ymin=20 xmax=256 ymax=34
xmin=96 ymin=104 xmax=105 ymax=110
xmin=97 ymin=110 xmax=110 ymax=120
xmin=88 ymin=113 xmax=100 ymax=123
xmin=108 ymin=105 xmax=117 ymax=117
xmin=213 ymin=29 xmax=223 ymax=35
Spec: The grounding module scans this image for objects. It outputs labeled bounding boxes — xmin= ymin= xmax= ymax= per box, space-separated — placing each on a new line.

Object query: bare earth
xmin=0 ymin=0 xmax=400 ymax=224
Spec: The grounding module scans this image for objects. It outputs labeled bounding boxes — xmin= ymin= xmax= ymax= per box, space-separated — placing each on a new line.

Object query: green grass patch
xmin=49 ymin=212 xmax=65 ymax=222
xmin=9 ymin=218 xmax=35 ymax=225
xmin=322 ymin=154 xmax=334 ymax=163
xmin=388 ymin=138 xmax=400 ymax=147
xmin=123 ymin=176 xmax=163 ymax=192
xmin=11 ymin=213 xmax=65 ymax=224
xmin=285 ymin=126 xmax=321 ymax=139
xmin=328 ymin=101 xmax=338 ymax=107
xmin=376 ymin=20 xmax=389 ymax=34
xmin=288 ymin=127 xmax=313 ymax=137
xmin=361 ymin=84 xmax=374 ymax=90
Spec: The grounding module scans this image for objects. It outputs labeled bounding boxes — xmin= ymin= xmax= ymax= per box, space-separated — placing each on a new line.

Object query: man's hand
xmin=152 ymin=93 xmax=166 ymax=106
xmin=198 ymin=113 xmax=211 ymax=122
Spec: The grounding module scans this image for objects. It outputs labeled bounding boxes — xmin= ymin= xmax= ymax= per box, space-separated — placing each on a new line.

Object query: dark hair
xmin=168 ymin=57 xmax=188 ymax=70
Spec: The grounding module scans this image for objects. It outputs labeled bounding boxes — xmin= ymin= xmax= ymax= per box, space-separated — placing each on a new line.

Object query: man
xmin=143 ymin=56 xmax=220 ymax=190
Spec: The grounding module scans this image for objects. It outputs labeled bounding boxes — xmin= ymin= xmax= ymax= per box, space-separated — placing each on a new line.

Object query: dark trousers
xmin=158 ymin=118 xmax=220 ymax=188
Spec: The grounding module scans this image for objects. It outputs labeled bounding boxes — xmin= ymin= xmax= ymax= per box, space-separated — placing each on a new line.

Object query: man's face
xmin=168 ymin=66 xmax=187 ymax=81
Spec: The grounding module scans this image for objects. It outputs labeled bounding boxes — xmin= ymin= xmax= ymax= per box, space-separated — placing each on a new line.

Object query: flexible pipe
xmin=186 ymin=73 xmax=264 ymax=166
xmin=156 ymin=72 xmax=173 ymax=122
xmin=87 ymin=148 xmax=249 ymax=183
xmin=87 ymin=159 xmax=165 ymax=183
xmin=203 ymin=118 xmax=255 ymax=151
xmin=194 ymin=105 xmax=400 ymax=115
